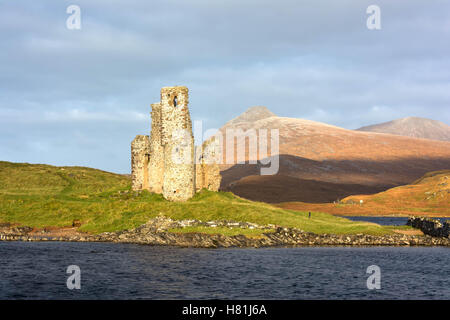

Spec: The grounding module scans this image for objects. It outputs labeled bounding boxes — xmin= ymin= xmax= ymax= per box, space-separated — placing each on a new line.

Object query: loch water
xmin=0 ymin=241 xmax=448 ymax=299
xmin=344 ymin=216 xmax=448 ymax=226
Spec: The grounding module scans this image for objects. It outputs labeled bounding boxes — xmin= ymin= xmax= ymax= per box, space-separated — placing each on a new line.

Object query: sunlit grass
xmin=0 ymin=161 xmax=400 ymax=236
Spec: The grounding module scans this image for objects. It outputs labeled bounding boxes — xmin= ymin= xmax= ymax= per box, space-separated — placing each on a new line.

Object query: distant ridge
xmin=356 ymin=117 xmax=450 ymax=142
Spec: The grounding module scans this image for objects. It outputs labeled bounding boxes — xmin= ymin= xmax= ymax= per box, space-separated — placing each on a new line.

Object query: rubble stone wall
xmin=195 ymin=138 xmax=222 ymax=192
xmin=407 ymin=217 xmax=449 ymax=238
xmin=148 ymin=103 xmax=164 ymax=193
xmin=131 ymin=135 xmax=150 ymax=191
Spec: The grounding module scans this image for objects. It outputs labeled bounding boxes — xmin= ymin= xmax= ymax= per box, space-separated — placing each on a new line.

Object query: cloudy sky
xmin=1 ymin=0 xmax=449 ymax=173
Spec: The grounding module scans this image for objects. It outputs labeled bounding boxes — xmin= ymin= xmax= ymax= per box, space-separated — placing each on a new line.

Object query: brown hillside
xmin=214 ymin=107 xmax=450 ymax=203
xmin=225 ymin=174 xmax=386 ymax=203
xmin=278 ymin=170 xmax=450 ymax=217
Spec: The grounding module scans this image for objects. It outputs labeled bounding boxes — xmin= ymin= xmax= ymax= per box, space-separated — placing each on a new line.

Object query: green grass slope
xmin=0 ymin=161 xmax=404 ymax=235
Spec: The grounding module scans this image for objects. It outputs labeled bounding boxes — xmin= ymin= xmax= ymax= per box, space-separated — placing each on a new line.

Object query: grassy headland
xmin=0 ymin=161 xmax=411 ymax=236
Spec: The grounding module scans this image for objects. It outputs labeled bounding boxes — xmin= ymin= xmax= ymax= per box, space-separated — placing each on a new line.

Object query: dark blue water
xmin=0 ymin=241 xmax=448 ymax=299
xmin=344 ymin=216 xmax=448 ymax=226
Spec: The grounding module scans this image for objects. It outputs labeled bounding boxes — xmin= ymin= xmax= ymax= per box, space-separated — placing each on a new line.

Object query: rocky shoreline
xmin=1 ymin=216 xmax=449 ymax=248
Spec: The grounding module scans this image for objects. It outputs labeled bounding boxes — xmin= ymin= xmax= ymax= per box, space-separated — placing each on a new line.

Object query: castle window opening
xmin=173 ymin=96 xmax=178 ymax=107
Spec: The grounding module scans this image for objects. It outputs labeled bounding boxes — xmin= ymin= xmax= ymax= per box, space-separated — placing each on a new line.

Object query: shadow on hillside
xmin=219 ymin=154 xmax=450 ymax=203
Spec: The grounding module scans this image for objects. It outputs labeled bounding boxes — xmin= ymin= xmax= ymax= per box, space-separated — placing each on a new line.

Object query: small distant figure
xmin=308 ymin=212 xmax=311 ymax=219
xmin=360 ymin=200 xmax=364 ymax=206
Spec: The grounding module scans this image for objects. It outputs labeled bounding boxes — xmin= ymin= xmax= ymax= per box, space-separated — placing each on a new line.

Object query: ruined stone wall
xmin=131 ymin=86 xmax=221 ymax=201
xmin=195 ymin=146 xmax=204 ymax=192
xmin=195 ymin=138 xmax=222 ymax=192
xmin=407 ymin=217 xmax=449 ymax=238
xmin=148 ymin=103 xmax=164 ymax=193
xmin=131 ymin=135 xmax=150 ymax=191
xmin=160 ymin=87 xmax=195 ymax=201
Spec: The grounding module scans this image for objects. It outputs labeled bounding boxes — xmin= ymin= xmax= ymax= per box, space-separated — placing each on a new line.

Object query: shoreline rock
xmin=1 ymin=216 xmax=450 ymax=248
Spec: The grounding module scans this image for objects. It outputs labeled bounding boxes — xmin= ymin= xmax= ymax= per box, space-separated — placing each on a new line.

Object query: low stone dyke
xmin=1 ymin=216 xmax=450 ymax=248
xmin=407 ymin=217 xmax=449 ymax=238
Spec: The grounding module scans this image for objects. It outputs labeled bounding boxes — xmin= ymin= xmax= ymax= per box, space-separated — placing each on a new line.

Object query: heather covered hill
xmin=222 ymin=173 xmax=385 ymax=204
xmin=216 ymin=107 xmax=450 ymax=202
xmin=279 ymin=170 xmax=450 ymax=217
xmin=356 ymin=117 xmax=450 ymax=142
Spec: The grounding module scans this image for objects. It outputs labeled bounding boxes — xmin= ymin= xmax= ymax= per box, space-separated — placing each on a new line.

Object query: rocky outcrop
xmin=1 ymin=216 xmax=450 ymax=248
xmin=407 ymin=217 xmax=449 ymax=238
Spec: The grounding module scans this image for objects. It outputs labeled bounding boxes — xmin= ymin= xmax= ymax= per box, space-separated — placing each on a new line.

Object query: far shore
xmin=277 ymin=202 xmax=450 ymax=218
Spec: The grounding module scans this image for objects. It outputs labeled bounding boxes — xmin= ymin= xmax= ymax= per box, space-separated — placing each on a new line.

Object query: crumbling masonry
xmin=131 ymin=86 xmax=221 ymax=201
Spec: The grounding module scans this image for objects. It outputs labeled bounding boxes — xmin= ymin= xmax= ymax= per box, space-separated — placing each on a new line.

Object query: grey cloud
xmin=1 ymin=0 xmax=449 ymax=173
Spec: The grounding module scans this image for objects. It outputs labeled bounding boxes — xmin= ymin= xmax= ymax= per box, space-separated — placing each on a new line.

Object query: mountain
xmin=223 ymin=106 xmax=276 ymax=126
xmin=278 ymin=170 xmax=450 ymax=217
xmin=214 ymin=107 xmax=450 ymax=203
xmin=356 ymin=117 xmax=450 ymax=142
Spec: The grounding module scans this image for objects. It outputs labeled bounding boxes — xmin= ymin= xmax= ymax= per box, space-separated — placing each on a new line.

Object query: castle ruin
xmin=131 ymin=86 xmax=221 ymax=201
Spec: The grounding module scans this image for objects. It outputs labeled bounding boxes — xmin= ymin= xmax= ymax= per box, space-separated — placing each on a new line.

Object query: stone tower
xmin=131 ymin=86 xmax=220 ymax=201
